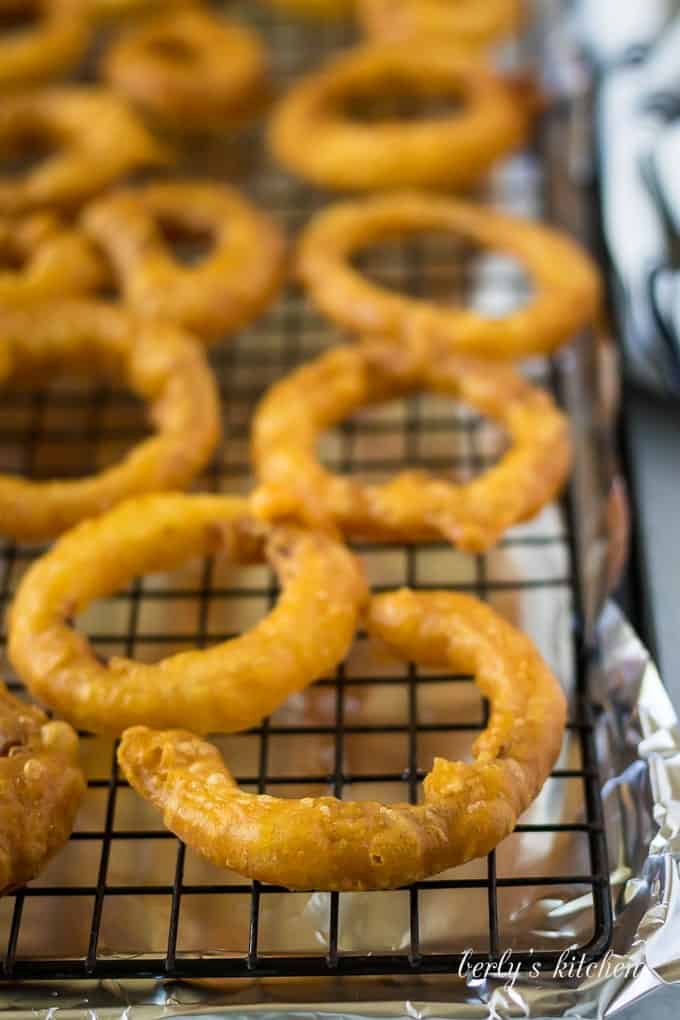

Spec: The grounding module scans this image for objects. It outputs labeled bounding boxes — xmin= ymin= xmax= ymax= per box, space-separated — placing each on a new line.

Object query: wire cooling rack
xmin=0 ymin=1 xmax=612 ymax=982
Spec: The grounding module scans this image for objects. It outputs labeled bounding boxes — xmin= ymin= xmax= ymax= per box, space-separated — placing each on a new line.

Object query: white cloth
xmin=576 ymin=0 xmax=680 ymax=393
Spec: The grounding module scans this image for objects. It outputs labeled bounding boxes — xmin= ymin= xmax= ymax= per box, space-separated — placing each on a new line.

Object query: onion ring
xmin=258 ymin=0 xmax=353 ymax=18
xmin=86 ymin=0 xmax=196 ymax=22
xmin=0 ymin=679 xmax=85 ymax=894
xmin=0 ymin=0 xmax=91 ymax=89
xmin=0 ymin=212 xmax=105 ymax=306
xmin=102 ymin=8 xmax=269 ymax=131
xmin=117 ymin=588 xmax=567 ymax=891
xmin=0 ymin=301 xmax=220 ymax=541
xmin=8 ymin=494 xmax=368 ymax=735
xmin=0 ymin=87 xmax=170 ymax=214
xmin=358 ymin=0 xmax=522 ymax=49
xmin=268 ymin=45 xmax=532 ymax=192
xmin=252 ymin=341 xmax=571 ymax=552
xmin=297 ymin=192 xmax=602 ymax=358
xmin=82 ymin=180 xmax=286 ymax=342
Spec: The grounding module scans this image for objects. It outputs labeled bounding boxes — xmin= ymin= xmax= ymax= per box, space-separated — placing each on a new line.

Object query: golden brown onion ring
xmin=358 ymin=0 xmax=522 ymax=49
xmin=0 ymin=679 xmax=85 ymax=894
xmin=117 ymin=588 xmax=567 ymax=891
xmin=85 ymin=0 xmax=195 ymax=22
xmin=252 ymin=340 xmax=571 ymax=552
xmin=297 ymin=192 xmax=602 ymax=358
xmin=0 ymin=87 xmax=170 ymax=214
xmin=8 ymin=494 xmax=368 ymax=735
xmin=0 ymin=0 xmax=91 ymax=90
xmin=103 ymin=8 xmax=269 ymax=131
xmin=258 ymin=0 xmax=353 ymax=18
xmin=0 ymin=301 xmax=220 ymax=541
xmin=268 ymin=44 xmax=532 ymax=192
xmin=82 ymin=180 xmax=286 ymax=342
xmin=0 ymin=212 xmax=105 ymax=306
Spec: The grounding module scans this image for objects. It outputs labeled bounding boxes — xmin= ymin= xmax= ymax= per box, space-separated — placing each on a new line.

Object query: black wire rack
xmin=0 ymin=1 xmax=612 ymax=983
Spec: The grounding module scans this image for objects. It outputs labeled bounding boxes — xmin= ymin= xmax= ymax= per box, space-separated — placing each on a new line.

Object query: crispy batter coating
xmin=358 ymin=0 xmax=522 ymax=48
xmin=298 ymin=192 xmax=602 ymax=358
xmin=252 ymin=341 xmax=571 ymax=552
xmin=82 ymin=181 xmax=286 ymax=342
xmin=0 ymin=0 xmax=91 ymax=89
xmin=9 ymin=494 xmax=368 ymax=735
xmin=268 ymin=45 xmax=532 ymax=192
xmin=258 ymin=0 xmax=353 ymax=17
xmin=0 ymin=301 xmax=220 ymax=540
xmin=0 ymin=87 xmax=169 ymax=214
xmin=0 ymin=680 xmax=85 ymax=894
xmin=85 ymin=0 xmax=195 ymax=22
xmin=103 ymin=8 xmax=269 ymax=131
xmin=0 ymin=212 xmax=105 ymax=306
xmin=117 ymin=589 xmax=567 ymax=891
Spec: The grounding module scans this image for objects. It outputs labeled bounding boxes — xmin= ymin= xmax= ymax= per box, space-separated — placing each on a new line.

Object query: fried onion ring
xmin=258 ymin=0 xmax=353 ymax=18
xmin=0 ymin=212 xmax=105 ymax=306
xmin=0 ymin=680 xmax=85 ymax=894
xmin=268 ymin=45 xmax=532 ymax=192
xmin=0 ymin=301 xmax=220 ymax=541
xmin=297 ymin=192 xmax=602 ymax=358
xmin=252 ymin=341 xmax=571 ymax=552
xmin=86 ymin=0 xmax=196 ymax=22
xmin=0 ymin=0 xmax=91 ymax=90
xmin=82 ymin=181 xmax=286 ymax=342
xmin=102 ymin=8 xmax=269 ymax=131
xmin=0 ymin=87 xmax=170 ymax=214
xmin=117 ymin=588 xmax=567 ymax=891
xmin=8 ymin=494 xmax=368 ymax=735
xmin=358 ymin=0 xmax=522 ymax=49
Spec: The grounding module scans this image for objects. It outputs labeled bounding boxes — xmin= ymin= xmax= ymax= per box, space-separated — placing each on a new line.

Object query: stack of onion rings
xmin=103 ymin=8 xmax=269 ymax=131
xmin=117 ymin=588 xmax=566 ymax=891
xmin=0 ymin=0 xmax=91 ymax=90
xmin=0 ymin=212 xmax=104 ymax=306
xmin=0 ymin=301 xmax=220 ymax=541
xmin=0 ymin=87 xmax=170 ymax=213
xmin=252 ymin=340 xmax=571 ymax=552
xmin=8 ymin=493 xmax=368 ymax=735
xmin=82 ymin=180 xmax=286 ymax=342
xmin=297 ymin=192 xmax=601 ymax=358
xmin=0 ymin=679 xmax=85 ymax=894
xmin=358 ymin=0 xmax=522 ymax=49
xmin=269 ymin=45 xmax=533 ymax=192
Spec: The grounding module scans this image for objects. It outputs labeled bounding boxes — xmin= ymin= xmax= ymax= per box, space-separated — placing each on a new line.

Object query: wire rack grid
xmin=0 ymin=2 xmax=612 ymax=983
